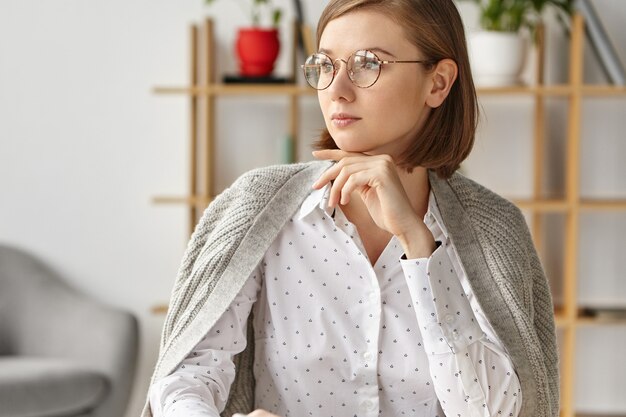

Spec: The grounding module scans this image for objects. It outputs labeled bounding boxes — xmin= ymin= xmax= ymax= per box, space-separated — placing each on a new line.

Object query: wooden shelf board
xmin=154 ymin=84 xmax=316 ymax=96
xmin=511 ymin=198 xmax=569 ymax=212
xmin=580 ymin=85 xmax=626 ymax=96
xmin=507 ymin=198 xmax=626 ymax=212
xmin=555 ymin=312 xmax=569 ymax=328
xmin=580 ymin=199 xmax=626 ymax=211
xmin=554 ymin=307 xmax=626 ymax=329
xmin=478 ymin=84 xmax=626 ymax=96
xmin=576 ymin=315 xmax=626 ymax=326
xmin=152 ymin=304 xmax=168 ymax=315
xmin=477 ymin=85 xmax=572 ymax=96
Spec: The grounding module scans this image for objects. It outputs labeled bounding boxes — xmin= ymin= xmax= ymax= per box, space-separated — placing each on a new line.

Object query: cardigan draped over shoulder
xmin=143 ymin=161 xmax=559 ymax=417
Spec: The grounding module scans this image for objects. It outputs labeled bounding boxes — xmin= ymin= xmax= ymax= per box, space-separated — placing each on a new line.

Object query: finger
xmin=333 ymin=157 xmax=403 ymax=206
xmin=327 ymin=162 xmax=373 ymax=207
xmin=312 ymin=155 xmax=373 ymax=189
xmin=340 ymin=169 xmax=376 ymax=205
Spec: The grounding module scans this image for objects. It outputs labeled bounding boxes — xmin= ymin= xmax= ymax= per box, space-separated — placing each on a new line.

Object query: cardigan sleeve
xmin=160 ymin=178 xmax=247 ymax=349
xmin=509 ymin=202 xmax=559 ymax=417
xmin=512 ymin=204 xmax=560 ymax=417
xmin=529 ymin=244 xmax=560 ymax=416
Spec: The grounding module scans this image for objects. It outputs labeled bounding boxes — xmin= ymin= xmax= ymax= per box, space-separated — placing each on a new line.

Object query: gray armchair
xmin=0 ymin=244 xmax=139 ymax=417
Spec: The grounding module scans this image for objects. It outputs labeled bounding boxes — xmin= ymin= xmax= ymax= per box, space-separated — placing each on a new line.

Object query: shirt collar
xmin=426 ymin=190 xmax=450 ymax=240
xmin=298 ymin=183 xmax=334 ymax=220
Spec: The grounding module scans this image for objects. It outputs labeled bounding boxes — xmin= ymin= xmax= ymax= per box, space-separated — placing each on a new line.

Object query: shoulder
xmin=446 ymin=170 xmax=526 ymax=228
xmin=431 ymin=170 xmax=532 ymax=251
xmin=229 ymin=160 xmax=331 ymax=195
xmin=203 ymin=160 xmax=331 ymax=226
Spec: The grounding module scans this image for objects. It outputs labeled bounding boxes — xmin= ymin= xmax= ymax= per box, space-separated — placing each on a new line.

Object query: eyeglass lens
xmin=303 ymin=50 xmax=382 ymax=90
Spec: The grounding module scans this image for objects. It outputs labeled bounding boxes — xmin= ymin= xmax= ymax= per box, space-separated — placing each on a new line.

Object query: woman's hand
xmin=312 ymin=149 xmax=436 ymax=258
xmin=233 ymin=410 xmax=281 ymax=417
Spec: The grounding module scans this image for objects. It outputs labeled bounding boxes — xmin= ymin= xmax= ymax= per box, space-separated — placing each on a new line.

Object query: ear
xmin=425 ymin=59 xmax=458 ymax=109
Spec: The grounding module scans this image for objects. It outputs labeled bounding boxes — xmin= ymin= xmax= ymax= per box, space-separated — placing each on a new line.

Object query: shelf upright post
xmin=532 ymin=22 xmax=547 ymax=255
xmin=203 ymin=18 xmax=216 ymax=219
xmin=561 ymin=12 xmax=585 ymax=417
xmin=189 ymin=24 xmax=200 ymax=235
xmin=289 ymin=20 xmax=300 ymax=163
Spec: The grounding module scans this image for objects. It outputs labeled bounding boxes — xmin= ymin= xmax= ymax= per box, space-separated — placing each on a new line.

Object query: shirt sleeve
xmin=149 ymin=266 xmax=263 ymax=417
xmin=401 ymin=244 xmax=522 ymax=417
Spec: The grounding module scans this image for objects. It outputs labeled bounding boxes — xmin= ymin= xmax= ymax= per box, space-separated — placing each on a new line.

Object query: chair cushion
xmin=0 ymin=357 xmax=108 ymax=417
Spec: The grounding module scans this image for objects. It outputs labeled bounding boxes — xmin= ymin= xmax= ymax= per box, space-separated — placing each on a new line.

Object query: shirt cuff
xmin=401 ymin=244 xmax=484 ymax=355
xmin=161 ymin=396 xmax=221 ymax=417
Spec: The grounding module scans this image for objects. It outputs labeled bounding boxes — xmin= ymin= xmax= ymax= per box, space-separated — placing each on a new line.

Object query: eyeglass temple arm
xmin=380 ymin=60 xmax=432 ymax=64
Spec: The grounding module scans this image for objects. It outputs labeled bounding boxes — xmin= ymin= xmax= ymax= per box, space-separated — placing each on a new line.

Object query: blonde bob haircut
xmin=313 ymin=0 xmax=478 ymax=179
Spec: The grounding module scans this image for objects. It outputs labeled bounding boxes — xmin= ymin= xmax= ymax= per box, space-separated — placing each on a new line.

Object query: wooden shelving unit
xmin=152 ymin=15 xmax=626 ymax=417
xmin=496 ymin=14 xmax=626 ymax=417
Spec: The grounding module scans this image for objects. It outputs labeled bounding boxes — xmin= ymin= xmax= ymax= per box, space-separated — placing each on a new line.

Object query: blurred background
xmin=1 ymin=1 xmax=625 ymax=417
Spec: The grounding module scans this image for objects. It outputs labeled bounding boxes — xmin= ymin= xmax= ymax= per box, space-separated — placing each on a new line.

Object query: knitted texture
xmin=143 ymin=162 xmax=558 ymax=417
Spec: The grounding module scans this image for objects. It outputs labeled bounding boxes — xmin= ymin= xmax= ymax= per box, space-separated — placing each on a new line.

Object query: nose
xmin=326 ymin=59 xmax=355 ymax=102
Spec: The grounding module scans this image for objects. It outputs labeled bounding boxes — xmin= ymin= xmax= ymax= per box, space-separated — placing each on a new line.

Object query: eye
xmin=321 ymin=62 xmax=335 ymax=74
xmin=352 ymin=51 xmax=380 ymax=72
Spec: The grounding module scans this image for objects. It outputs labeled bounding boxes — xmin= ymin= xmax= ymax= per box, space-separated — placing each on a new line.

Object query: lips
xmin=331 ymin=112 xmax=361 ymax=121
xmin=331 ymin=113 xmax=361 ymax=128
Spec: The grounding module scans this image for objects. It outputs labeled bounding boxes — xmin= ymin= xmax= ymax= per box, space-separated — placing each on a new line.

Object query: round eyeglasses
xmin=301 ymin=49 xmax=433 ymax=90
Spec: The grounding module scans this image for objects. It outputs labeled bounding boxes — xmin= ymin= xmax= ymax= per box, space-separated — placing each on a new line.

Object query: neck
xmin=396 ymin=166 xmax=430 ymax=218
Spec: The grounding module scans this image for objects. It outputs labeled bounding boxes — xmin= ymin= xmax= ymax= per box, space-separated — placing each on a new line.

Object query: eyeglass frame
xmin=300 ymin=49 xmax=435 ymax=90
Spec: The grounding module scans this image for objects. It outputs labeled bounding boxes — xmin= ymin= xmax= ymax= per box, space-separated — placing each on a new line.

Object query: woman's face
xmin=317 ymin=10 xmax=434 ymax=159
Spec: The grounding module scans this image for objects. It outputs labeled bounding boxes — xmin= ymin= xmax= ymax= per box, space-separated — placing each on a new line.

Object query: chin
xmin=331 ymin=134 xmax=370 ymax=153
xmin=334 ymin=140 xmax=382 ymax=156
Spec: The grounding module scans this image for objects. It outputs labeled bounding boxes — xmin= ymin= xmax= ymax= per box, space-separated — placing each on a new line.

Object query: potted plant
xmin=204 ymin=0 xmax=283 ymax=77
xmin=467 ymin=0 xmax=573 ymax=86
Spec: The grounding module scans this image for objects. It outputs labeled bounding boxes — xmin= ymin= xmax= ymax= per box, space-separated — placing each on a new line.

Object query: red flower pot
xmin=236 ymin=28 xmax=280 ymax=77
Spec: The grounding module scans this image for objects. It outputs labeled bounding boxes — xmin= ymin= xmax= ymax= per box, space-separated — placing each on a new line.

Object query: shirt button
xmin=363 ymin=351 xmax=373 ymax=361
xmin=369 ymin=291 xmax=377 ymax=301
xmin=452 ymin=330 xmax=460 ymax=340
xmin=360 ymin=400 xmax=374 ymax=411
xmin=445 ymin=314 xmax=455 ymax=324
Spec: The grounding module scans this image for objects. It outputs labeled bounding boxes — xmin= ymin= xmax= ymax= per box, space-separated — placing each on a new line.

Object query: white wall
xmin=0 ymin=1 xmax=624 ymax=416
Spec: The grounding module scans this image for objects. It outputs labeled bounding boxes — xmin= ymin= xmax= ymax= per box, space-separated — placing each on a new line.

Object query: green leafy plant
xmin=471 ymin=0 xmax=573 ymax=32
xmin=204 ymin=0 xmax=282 ymax=27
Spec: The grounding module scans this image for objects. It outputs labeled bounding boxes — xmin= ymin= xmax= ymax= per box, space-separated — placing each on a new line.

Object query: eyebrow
xmin=318 ymin=47 xmax=397 ymax=59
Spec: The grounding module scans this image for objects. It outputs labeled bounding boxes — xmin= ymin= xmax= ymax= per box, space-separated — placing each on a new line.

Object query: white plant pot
xmin=469 ymin=31 xmax=527 ymax=87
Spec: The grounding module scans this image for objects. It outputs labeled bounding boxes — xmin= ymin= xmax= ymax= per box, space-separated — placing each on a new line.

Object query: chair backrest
xmin=0 ymin=244 xmax=76 ymax=355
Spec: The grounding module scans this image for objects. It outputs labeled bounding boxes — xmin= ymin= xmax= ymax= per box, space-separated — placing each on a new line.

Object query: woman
xmin=144 ymin=1 xmax=559 ymax=416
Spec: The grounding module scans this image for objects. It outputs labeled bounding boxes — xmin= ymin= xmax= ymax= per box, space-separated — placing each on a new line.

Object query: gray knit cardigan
xmin=143 ymin=161 xmax=559 ymax=417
